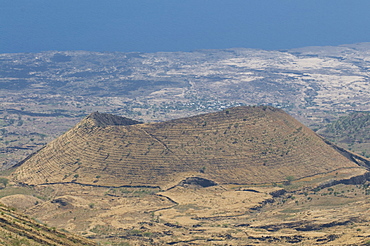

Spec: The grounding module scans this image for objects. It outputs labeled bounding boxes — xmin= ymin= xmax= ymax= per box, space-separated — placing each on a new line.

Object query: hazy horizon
xmin=2 ymin=0 xmax=370 ymax=54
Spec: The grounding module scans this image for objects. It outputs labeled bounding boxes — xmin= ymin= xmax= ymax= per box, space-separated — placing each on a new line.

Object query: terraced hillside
xmin=0 ymin=203 xmax=95 ymax=246
xmin=12 ymin=106 xmax=364 ymax=189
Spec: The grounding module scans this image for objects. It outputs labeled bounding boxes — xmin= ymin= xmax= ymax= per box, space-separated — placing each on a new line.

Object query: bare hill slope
xmin=0 ymin=203 xmax=95 ymax=246
xmin=12 ymin=106 xmax=363 ymax=188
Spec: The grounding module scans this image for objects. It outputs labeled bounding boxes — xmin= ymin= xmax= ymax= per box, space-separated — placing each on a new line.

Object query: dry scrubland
xmin=2 ymin=177 xmax=370 ymax=245
xmin=0 ymin=106 xmax=368 ymax=245
xmin=318 ymin=111 xmax=370 ymax=158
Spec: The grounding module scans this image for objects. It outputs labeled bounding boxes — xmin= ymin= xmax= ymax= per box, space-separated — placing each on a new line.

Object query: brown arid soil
xmin=0 ymin=202 xmax=96 ymax=246
xmin=2 ymin=106 xmax=370 ymax=245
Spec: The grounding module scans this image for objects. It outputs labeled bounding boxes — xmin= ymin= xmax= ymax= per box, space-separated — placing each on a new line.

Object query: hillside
xmin=318 ymin=111 xmax=370 ymax=157
xmin=12 ymin=106 xmax=365 ymax=189
xmin=5 ymin=106 xmax=370 ymax=245
xmin=0 ymin=202 xmax=95 ymax=246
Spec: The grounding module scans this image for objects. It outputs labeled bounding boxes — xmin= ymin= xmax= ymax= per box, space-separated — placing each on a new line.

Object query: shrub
xmin=284 ymin=176 xmax=295 ymax=185
xmin=0 ymin=177 xmax=8 ymax=188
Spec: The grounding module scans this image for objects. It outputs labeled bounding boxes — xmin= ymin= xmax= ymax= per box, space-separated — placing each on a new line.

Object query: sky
xmin=1 ymin=0 xmax=370 ymax=53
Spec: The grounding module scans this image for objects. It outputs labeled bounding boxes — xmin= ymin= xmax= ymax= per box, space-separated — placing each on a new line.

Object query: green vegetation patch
xmin=105 ymin=187 xmax=160 ymax=197
xmin=0 ymin=186 xmax=36 ymax=199
xmin=175 ymin=204 xmax=203 ymax=212
xmin=320 ymin=111 xmax=370 ymax=157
